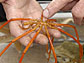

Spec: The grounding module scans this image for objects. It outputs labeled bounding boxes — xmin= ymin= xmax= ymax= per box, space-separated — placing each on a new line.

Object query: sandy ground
xmin=0 ymin=44 xmax=47 ymax=63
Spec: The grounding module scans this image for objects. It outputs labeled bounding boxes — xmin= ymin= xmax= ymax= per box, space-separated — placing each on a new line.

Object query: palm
xmin=2 ymin=0 xmax=42 ymax=19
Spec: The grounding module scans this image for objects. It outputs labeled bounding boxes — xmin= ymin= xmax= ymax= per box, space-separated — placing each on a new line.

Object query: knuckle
xmin=36 ymin=34 xmax=48 ymax=45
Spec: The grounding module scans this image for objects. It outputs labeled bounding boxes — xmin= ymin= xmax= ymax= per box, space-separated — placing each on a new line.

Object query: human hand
xmin=43 ymin=0 xmax=84 ymax=25
xmin=1 ymin=0 xmax=61 ymax=46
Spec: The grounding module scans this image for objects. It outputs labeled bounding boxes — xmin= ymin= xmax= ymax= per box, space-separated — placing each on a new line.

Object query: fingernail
xmin=43 ymin=9 xmax=49 ymax=18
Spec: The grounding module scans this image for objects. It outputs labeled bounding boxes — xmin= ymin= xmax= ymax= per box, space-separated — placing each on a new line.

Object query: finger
xmin=9 ymin=21 xmax=31 ymax=46
xmin=72 ymin=0 xmax=84 ymax=25
xmin=29 ymin=32 xmax=48 ymax=45
xmin=48 ymin=29 xmax=61 ymax=38
xmin=43 ymin=0 xmax=73 ymax=18
xmin=61 ymin=0 xmax=78 ymax=11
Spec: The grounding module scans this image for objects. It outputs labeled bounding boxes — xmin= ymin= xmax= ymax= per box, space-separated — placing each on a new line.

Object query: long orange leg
xmin=23 ymin=22 xmax=37 ymax=26
xmin=46 ymin=38 xmax=54 ymax=61
xmin=49 ymin=23 xmax=79 ymax=41
xmin=0 ymin=25 xmax=39 ymax=56
xmin=48 ymin=37 xmax=54 ymax=61
xmin=45 ymin=25 xmax=57 ymax=63
xmin=0 ymin=18 xmax=38 ymax=29
xmin=41 ymin=11 xmax=44 ymax=21
xmin=46 ymin=19 xmax=57 ymax=22
xmin=56 ymin=27 xmax=83 ymax=62
xmin=46 ymin=44 xmax=48 ymax=54
xmin=48 ymin=23 xmax=83 ymax=55
xmin=19 ymin=25 xmax=42 ymax=63
xmin=47 ymin=24 xmax=83 ymax=62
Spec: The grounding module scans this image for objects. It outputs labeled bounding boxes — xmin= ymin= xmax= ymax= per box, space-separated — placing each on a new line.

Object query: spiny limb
xmin=49 ymin=23 xmax=79 ymax=41
xmin=47 ymin=24 xmax=83 ymax=62
xmin=44 ymin=25 xmax=57 ymax=63
xmin=48 ymin=37 xmax=54 ymax=61
xmin=23 ymin=22 xmax=37 ymax=26
xmin=19 ymin=25 xmax=42 ymax=63
xmin=0 ymin=25 xmax=39 ymax=56
xmin=41 ymin=11 xmax=43 ymax=21
xmin=47 ymin=19 xmax=57 ymax=22
xmin=0 ymin=18 xmax=39 ymax=29
xmin=48 ymin=23 xmax=83 ymax=60
xmin=46 ymin=44 xmax=48 ymax=54
xmin=46 ymin=38 xmax=54 ymax=61
xmin=19 ymin=23 xmax=38 ymax=30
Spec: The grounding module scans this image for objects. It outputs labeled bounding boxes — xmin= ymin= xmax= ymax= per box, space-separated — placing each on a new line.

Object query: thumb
xmin=43 ymin=0 xmax=72 ymax=18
